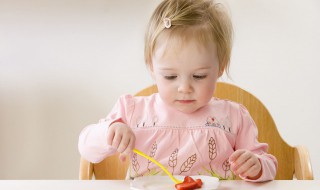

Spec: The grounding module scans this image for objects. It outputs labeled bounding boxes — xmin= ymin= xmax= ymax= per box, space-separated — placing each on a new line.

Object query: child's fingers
xmin=105 ymin=123 xmax=135 ymax=159
xmin=229 ymin=149 xmax=245 ymax=163
xmin=240 ymin=162 xmax=261 ymax=178
xmin=236 ymin=151 xmax=252 ymax=166
xmin=111 ymin=130 xmax=122 ymax=149
xmin=106 ymin=126 xmax=116 ymax=146
xmin=230 ymin=150 xmax=254 ymax=174
xmin=117 ymin=134 xmax=131 ymax=153
xmin=233 ymin=155 xmax=256 ymax=175
xmin=122 ymin=137 xmax=135 ymax=156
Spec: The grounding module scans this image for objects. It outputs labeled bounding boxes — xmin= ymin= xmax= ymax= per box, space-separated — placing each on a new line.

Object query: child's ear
xmin=218 ymin=64 xmax=225 ymax=77
xmin=218 ymin=70 xmax=224 ymax=77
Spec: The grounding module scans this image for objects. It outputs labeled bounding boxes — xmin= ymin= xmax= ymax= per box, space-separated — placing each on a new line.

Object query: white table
xmin=0 ymin=180 xmax=319 ymax=190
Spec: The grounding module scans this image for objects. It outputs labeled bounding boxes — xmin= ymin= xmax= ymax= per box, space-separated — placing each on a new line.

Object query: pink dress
xmin=78 ymin=93 xmax=277 ymax=182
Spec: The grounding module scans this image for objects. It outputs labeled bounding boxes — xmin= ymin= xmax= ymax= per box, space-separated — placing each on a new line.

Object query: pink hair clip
xmin=163 ymin=18 xmax=171 ymax=28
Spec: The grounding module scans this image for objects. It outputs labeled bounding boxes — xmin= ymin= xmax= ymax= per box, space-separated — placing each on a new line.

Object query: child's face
xmin=151 ymin=38 xmax=221 ymax=114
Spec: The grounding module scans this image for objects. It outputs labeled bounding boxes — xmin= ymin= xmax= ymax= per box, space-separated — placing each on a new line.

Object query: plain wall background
xmin=0 ymin=0 xmax=319 ymax=179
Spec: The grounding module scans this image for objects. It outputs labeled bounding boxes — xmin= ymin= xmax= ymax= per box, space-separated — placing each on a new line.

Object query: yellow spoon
xmin=133 ymin=148 xmax=183 ymax=184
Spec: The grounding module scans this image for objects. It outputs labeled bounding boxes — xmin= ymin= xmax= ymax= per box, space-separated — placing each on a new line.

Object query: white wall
xmin=0 ymin=0 xmax=319 ymax=179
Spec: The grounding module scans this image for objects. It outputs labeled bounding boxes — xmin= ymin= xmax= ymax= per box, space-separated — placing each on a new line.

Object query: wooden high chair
xmin=79 ymin=82 xmax=313 ymax=180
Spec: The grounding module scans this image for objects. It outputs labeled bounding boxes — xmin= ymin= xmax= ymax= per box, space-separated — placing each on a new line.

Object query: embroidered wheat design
xmin=179 ymin=153 xmax=197 ymax=175
xmin=209 ymin=137 xmax=217 ymax=160
xmin=147 ymin=142 xmax=157 ymax=171
xmin=208 ymin=137 xmax=217 ymax=172
xmin=168 ymin=148 xmax=179 ymax=175
xmin=222 ymin=159 xmax=231 ymax=179
xmin=132 ymin=153 xmax=140 ymax=176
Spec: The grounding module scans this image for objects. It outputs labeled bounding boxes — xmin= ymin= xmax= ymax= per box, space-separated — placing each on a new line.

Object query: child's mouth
xmin=177 ymin=100 xmax=195 ymax=104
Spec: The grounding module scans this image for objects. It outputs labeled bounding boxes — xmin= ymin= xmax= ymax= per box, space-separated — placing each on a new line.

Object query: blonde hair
xmin=144 ymin=0 xmax=233 ymax=75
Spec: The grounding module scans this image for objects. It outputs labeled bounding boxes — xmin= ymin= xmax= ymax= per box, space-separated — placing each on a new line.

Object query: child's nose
xmin=178 ymin=80 xmax=193 ymax=94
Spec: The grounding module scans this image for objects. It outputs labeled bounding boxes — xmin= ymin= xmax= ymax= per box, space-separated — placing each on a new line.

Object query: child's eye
xmin=193 ymin=75 xmax=207 ymax=80
xmin=164 ymin=76 xmax=177 ymax=80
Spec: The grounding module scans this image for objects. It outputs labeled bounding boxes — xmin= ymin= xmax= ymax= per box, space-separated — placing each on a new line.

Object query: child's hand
xmin=229 ymin=149 xmax=262 ymax=180
xmin=106 ymin=122 xmax=136 ymax=162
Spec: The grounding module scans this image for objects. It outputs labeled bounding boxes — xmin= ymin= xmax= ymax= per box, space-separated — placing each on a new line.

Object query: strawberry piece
xmin=175 ymin=181 xmax=198 ymax=190
xmin=175 ymin=176 xmax=203 ymax=190
xmin=195 ymin=179 xmax=203 ymax=187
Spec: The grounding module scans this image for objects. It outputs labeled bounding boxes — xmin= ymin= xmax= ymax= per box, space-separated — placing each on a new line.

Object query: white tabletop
xmin=0 ymin=180 xmax=319 ymax=190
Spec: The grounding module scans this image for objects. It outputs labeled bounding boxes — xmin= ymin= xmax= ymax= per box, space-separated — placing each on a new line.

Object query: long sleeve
xmin=78 ymin=122 xmax=116 ymax=163
xmin=78 ymin=95 xmax=135 ymax=163
xmin=235 ymin=105 xmax=278 ymax=182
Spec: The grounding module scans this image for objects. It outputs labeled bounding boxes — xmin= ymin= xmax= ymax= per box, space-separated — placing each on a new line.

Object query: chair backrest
xmin=79 ymin=82 xmax=313 ymax=180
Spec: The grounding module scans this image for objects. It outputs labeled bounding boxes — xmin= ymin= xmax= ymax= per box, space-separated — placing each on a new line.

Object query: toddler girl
xmin=78 ymin=0 xmax=277 ymax=182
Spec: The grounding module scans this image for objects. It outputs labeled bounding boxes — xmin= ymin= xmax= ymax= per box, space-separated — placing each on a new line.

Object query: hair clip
xmin=163 ymin=18 xmax=171 ymax=28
